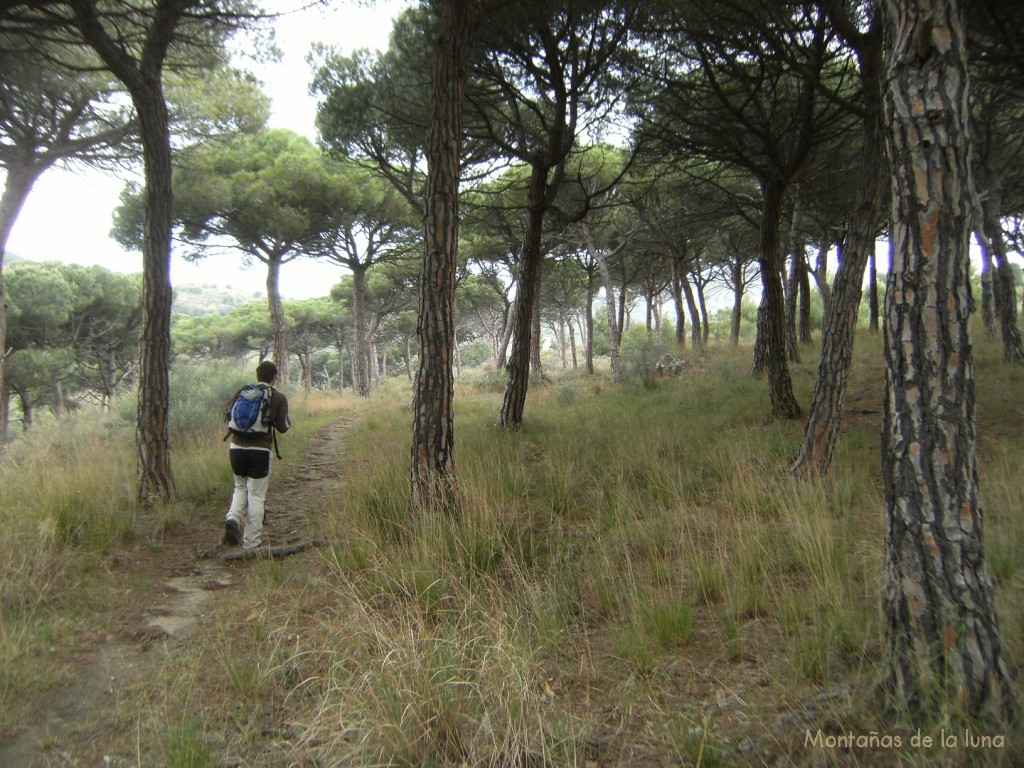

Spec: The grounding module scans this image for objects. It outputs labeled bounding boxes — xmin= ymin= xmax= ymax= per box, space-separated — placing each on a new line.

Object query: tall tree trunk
xmin=337 ymin=344 xmax=345 ymax=393
xmin=301 ymin=351 xmax=312 ymax=396
xmin=976 ymin=184 xmax=1024 ymax=362
xmin=589 ymin=228 xmax=621 ymax=377
xmin=698 ymin=283 xmax=710 ymax=346
xmin=881 ymin=0 xmax=1014 ymax=723
xmin=0 ymin=386 xmax=8 ymax=443
xmin=529 ymin=263 xmax=544 ymax=376
xmin=585 ymin=272 xmax=596 ymax=373
xmin=411 ymin=0 xmax=478 ymax=512
xmin=867 ymin=244 xmax=881 ymax=332
xmin=975 ymin=231 xmax=997 ymax=336
xmin=73 ymin=0 xmax=192 ymax=504
xmin=133 ymin=90 xmax=176 ymax=504
xmin=792 ymin=13 xmax=884 ymax=477
xmin=495 ymin=294 xmax=515 ymax=370
xmin=669 ymin=251 xmax=686 ymax=347
xmin=785 ymin=189 xmax=806 ymax=361
xmin=730 ymin=259 xmax=744 ymax=346
xmin=265 ymin=253 xmax=289 ymax=385
xmin=18 ymin=391 xmax=31 ymax=432
xmin=682 ymin=277 xmax=702 ymax=351
xmin=810 ymin=237 xmax=832 ymax=318
xmin=352 ymin=264 xmax=371 ymax=396
xmin=757 ymin=178 xmax=802 ymax=420
xmin=52 ymin=378 xmax=65 ymax=418
xmin=499 ymin=175 xmax=546 ymax=426
xmin=798 ymin=256 xmax=812 ymax=343
xmin=569 ymin=320 xmax=578 ymax=368
xmin=617 ymin=281 xmax=628 ymax=336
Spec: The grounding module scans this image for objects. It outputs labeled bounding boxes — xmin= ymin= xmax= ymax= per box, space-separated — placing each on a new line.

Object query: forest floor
xmin=0 ymin=419 xmax=353 ymax=768
xmin=1 ymin=352 xmax=1021 ymax=767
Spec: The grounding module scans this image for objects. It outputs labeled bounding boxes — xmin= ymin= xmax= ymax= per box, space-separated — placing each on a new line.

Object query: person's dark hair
xmin=256 ymin=360 xmax=278 ymax=384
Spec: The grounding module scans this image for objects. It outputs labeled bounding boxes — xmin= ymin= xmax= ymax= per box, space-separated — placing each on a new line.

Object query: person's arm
xmin=271 ymin=391 xmax=290 ymax=434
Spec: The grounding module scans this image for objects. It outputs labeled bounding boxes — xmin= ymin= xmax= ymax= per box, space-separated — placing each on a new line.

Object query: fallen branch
xmin=222 ymin=540 xmax=330 ymax=561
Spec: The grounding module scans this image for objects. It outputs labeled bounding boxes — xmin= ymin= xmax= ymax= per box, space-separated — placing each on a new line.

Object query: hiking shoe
xmin=224 ymin=519 xmax=241 ymax=546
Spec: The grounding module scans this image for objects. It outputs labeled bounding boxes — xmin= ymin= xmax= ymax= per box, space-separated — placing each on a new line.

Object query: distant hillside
xmin=172 ymin=284 xmax=264 ymax=316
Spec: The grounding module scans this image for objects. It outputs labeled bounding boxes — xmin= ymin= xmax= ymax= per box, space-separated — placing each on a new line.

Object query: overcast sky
xmin=5 ymin=0 xmax=407 ymax=300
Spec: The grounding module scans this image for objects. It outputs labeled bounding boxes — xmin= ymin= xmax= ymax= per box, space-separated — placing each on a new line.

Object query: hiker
xmin=223 ymin=360 xmax=290 ymax=550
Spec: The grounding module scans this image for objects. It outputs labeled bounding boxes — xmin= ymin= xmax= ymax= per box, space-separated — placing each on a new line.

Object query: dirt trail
xmin=0 ymin=418 xmax=352 ymax=767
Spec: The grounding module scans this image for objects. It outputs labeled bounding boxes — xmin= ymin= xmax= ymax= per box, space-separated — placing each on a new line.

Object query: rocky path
xmin=0 ymin=417 xmax=353 ymax=767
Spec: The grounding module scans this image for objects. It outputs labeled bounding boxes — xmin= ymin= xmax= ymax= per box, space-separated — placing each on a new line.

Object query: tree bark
xmin=352 ymin=263 xmax=371 ymax=396
xmin=71 ymin=0 xmax=184 ymax=504
xmin=798 ymin=255 xmax=812 ymax=344
xmin=585 ymin=271 xmax=596 ymax=373
xmin=975 ymin=231 xmax=997 ymax=337
xmin=867 ymin=244 xmax=881 ymax=333
xmin=757 ymin=178 xmax=802 ymax=419
xmin=568 ymin=320 xmax=577 ymax=368
xmin=669 ymin=250 xmax=686 ymax=347
xmin=730 ymin=258 xmax=744 ymax=346
xmin=881 ymin=0 xmax=1014 ymax=723
xmin=810 ymin=237 xmax=832 ymax=318
xmin=411 ymin=0 xmax=479 ymax=513
xmin=976 ymin=184 xmax=1024 ymax=362
xmin=133 ymin=90 xmax=176 ymax=503
xmin=498 ymin=172 xmax=545 ymax=426
xmin=785 ymin=189 xmax=806 ymax=362
xmin=585 ymin=223 xmax=621 ymax=378
xmin=495 ymin=293 xmax=515 ymax=370
xmin=792 ymin=12 xmax=884 ymax=477
xmin=681 ymin=277 xmax=702 ymax=351
xmin=265 ymin=253 xmax=289 ymax=385
xmin=529 ymin=260 xmax=544 ymax=376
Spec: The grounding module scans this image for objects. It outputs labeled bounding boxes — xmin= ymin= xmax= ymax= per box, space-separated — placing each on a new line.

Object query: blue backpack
xmin=227 ymin=384 xmax=273 ymax=435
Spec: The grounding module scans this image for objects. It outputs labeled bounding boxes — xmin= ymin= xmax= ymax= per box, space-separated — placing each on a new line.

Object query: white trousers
xmin=227 ymin=466 xmax=270 ymax=549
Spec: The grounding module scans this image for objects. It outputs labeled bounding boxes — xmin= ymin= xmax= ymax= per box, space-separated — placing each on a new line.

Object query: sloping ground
xmin=0 ymin=418 xmax=353 ymax=767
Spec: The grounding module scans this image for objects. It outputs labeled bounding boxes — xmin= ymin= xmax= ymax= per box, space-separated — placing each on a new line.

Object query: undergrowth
xmin=2 ymin=337 xmax=1022 ymax=766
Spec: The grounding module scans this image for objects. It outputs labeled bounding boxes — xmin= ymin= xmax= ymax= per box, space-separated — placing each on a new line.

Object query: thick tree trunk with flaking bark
xmin=792 ymin=15 xmax=884 ymax=477
xmin=72 ymin=0 xmax=179 ymax=504
xmin=411 ymin=0 xmax=479 ymax=512
xmin=757 ymin=179 xmax=802 ymax=420
xmin=882 ymin=0 xmax=1014 ymax=723
xmin=133 ymin=90 xmax=176 ymax=504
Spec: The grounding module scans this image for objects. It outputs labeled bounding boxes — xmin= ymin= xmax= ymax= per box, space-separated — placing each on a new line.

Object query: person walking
xmin=223 ymin=360 xmax=290 ymax=550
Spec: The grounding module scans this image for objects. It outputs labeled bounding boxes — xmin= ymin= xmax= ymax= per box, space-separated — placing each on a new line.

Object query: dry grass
xmin=2 ymin=337 xmax=1022 ymax=766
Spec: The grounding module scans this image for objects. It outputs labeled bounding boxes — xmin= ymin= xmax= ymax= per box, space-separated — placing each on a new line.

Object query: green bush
xmin=618 ymin=326 xmax=672 ymax=386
